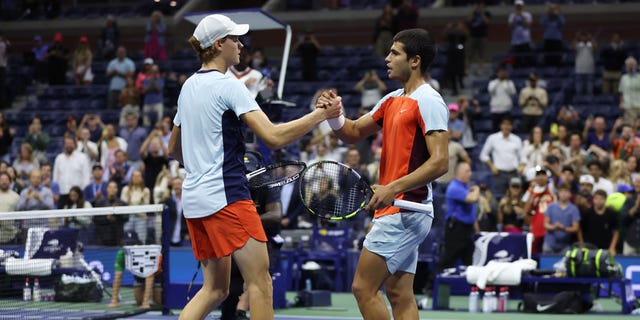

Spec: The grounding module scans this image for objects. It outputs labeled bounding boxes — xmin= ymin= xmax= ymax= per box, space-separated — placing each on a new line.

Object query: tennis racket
xmin=246 ymin=160 xmax=307 ymax=190
xmin=299 ymin=160 xmax=433 ymax=220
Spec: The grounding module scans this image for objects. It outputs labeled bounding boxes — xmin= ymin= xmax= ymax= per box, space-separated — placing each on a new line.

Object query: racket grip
xmin=393 ymin=199 xmax=433 ymax=214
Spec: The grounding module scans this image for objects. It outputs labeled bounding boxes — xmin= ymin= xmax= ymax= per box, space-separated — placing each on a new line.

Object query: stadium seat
xmin=294 ymin=227 xmax=351 ymax=292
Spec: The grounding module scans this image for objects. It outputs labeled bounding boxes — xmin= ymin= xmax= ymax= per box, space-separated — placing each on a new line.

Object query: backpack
xmin=520 ymin=291 xmax=592 ymax=314
xmin=564 ymin=244 xmax=620 ymax=278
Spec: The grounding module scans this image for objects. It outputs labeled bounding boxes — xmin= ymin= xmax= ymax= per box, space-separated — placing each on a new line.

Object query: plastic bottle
xmin=482 ymin=287 xmax=495 ymax=313
xmin=468 ymin=285 xmax=479 ymax=313
xmin=23 ymin=277 xmax=31 ymax=301
xmin=32 ymin=278 xmax=41 ymax=302
xmin=305 ymin=278 xmax=312 ymax=292
xmin=498 ymin=286 xmax=509 ymax=312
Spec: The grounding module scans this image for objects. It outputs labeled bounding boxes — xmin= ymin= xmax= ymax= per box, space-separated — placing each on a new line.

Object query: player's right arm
xmin=317 ymin=90 xmax=380 ymax=144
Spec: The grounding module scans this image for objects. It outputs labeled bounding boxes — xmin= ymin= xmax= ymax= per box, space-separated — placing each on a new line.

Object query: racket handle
xmin=393 ymin=199 xmax=433 ymax=214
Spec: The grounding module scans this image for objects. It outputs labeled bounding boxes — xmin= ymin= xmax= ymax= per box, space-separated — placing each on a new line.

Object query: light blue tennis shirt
xmin=173 ymin=69 xmax=260 ymax=219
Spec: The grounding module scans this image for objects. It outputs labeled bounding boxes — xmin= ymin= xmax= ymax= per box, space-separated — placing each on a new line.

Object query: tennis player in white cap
xmin=169 ymin=14 xmax=341 ymax=320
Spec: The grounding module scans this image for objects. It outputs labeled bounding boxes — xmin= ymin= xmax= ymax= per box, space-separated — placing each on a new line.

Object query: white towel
xmin=5 ymin=257 xmax=54 ymax=276
xmin=466 ymin=258 xmax=537 ymax=289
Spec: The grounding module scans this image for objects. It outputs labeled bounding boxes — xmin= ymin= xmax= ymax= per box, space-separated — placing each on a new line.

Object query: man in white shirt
xmin=480 ymin=117 xmax=524 ymax=196
xmin=53 ymin=136 xmax=91 ymax=208
xmin=488 ymin=67 xmax=517 ymax=131
xmin=588 ymin=161 xmax=614 ymax=196
xmin=227 ymin=47 xmax=271 ymax=99
xmin=0 ymin=172 xmax=20 ymax=244
xmin=76 ymin=127 xmax=99 ymax=162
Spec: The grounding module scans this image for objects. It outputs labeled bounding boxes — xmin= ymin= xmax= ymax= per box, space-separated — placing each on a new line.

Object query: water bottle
xmin=32 ymin=278 xmax=41 ymax=302
xmin=498 ymin=286 xmax=509 ymax=312
xmin=468 ymin=285 xmax=479 ymax=313
xmin=482 ymin=287 xmax=495 ymax=313
xmin=23 ymin=277 xmax=31 ymax=301
xmin=305 ymin=278 xmax=312 ymax=292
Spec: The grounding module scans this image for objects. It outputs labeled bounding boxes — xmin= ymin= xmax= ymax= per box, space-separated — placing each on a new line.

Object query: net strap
xmin=0 ymin=204 xmax=164 ymax=220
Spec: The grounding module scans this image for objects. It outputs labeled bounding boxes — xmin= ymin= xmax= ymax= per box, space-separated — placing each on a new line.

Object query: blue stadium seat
xmin=472 ymin=119 xmax=493 ymax=133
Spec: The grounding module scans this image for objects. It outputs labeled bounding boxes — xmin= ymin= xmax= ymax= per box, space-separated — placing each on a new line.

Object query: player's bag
xmin=54 ymin=274 xmax=102 ymax=302
xmin=520 ymin=291 xmax=592 ymax=314
xmin=564 ymin=243 xmax=621 ymax=278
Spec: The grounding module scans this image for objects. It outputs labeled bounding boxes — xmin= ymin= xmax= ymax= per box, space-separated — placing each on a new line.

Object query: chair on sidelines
xmin=471 ymin=232 xmax=533 ymax=266
xmin=294 ymin=227 xmax=351 ymax=292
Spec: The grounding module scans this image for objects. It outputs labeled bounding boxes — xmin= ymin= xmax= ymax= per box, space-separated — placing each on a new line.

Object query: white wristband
xmin=327 ymin=115 xmax=345 ymax=130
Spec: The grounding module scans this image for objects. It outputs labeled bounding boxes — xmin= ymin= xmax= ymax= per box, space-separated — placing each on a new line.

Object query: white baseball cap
xmin=193 ymin=14 xmax=249 ymax=49
xmin=579 ymin=174 xmax=595 ymax=185
xmin=514 ymin=0 xmax=524 ymax=5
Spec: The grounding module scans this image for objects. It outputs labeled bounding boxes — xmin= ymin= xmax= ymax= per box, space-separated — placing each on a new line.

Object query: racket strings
xmin=302 ymin=162 xmax=368 ymax=219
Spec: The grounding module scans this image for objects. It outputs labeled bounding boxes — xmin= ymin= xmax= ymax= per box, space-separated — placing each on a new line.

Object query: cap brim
xmin=229 ymin=24 xmax=250 ymax=36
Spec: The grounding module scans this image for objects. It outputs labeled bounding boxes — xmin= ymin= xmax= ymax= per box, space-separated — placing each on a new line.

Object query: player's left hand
xmin=366 ymin=184 xmax=396 ymax=211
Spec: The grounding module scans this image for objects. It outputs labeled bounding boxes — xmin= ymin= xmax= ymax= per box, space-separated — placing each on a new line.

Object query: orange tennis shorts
xmin=186 ymin=199 xmax=267 ymax=260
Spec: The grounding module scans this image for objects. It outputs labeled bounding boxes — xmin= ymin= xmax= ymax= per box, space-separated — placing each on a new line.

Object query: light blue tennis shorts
xmin=363 ymin=208 xmax=433 ymax=274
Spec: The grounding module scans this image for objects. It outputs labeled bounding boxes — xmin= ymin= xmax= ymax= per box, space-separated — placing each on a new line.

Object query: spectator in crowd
xmin=6 ymin=169 xmax=22 ymax=196
xmin=443 ymin=21 xmax=468 ymax=96
xmin=521 ymin=126 xmax=549 ymax=180
xmin=31 ymin=35 xmax=48 ymax=84
xmin=523 ymin=166 xmax=557 ymax=253
xmin=396 ymin=0 xmax=418 ymax=31
xmin=458 ymin=96 xmax=482 ymax=153
xmin=366 ymin=148 xmax=382 ymax=186
xmin=488 ymin=67 xmax=517 ymax=131
xmin=53 ymin=135 xmax=91 ymax=208
xmin=120 ymin=112 xmax=147 ymax=168
xmin=447 ymin=103 xmax=465 ymax=142
xmin=12 ymin=143 xmax=39 ymax=187
xmin=135 ymin=58 xmax=154 ymax=96
xmin=627 ymin=155 xmax=639 ymax=183
xmin=142 ymin=64 xmax=165 ymax=127
xmin=619 ymin=57 xmax=640 ymax=126
xmin=250 ymin=48 xmax=269 ymax=71
xmin=564 ymin=132 xmax=586 ymax=173
xmin=280 ymin=178 xmax=305 ymax=230
xmin=427 ymin=162 xmax=479 ymax=295
xmin=610 ymin=118 xmax=639 ymax=160
xmin=542 ymin=183 xmax=580 ymax=254
xmin=466 ymin=1 xmax=491 ymax=75
xmin=121 ymin=170 xmax=151 ymax=243
xmin=556 ymin=104 xmax=580 ymax=133
xmin=600 ymin=33 xmax=627 ymax=95
xmin=76 ymin=127 xmax=99 ymax=162
xmin=152 ymin=164 xmax=172 ymax=204
xmin=83 ymin=164 xmax=107 ymax=205
xmin=144 ymin=10 xmax=167 ymax=61
xmin=70 ymin=36 xmax=93 ymax=86
xmin=97 ymin=15 xmax=120 ymax=60
xmin=498 ymin=176 xmax=526 ymax=233
xmin=46 ymin=32 xmax=69 ymax=85
xmin=24 ymin=117 xmax=48 ymax=164
xmin=480 ymin=117 xmax=523 ymax=196
xmin=140 ymin=130 xmax=168 ymax=203
xmin=65 ymin=115 xmax=78 ymax=139
xmin=99 ymin=124 xmax=128 ymax=169
xmin=103 ymin=149 xmax=134 ymax=190
xmin=373 ymin=3 xmax=396 ymax=57
xmin=0 ymin=31 xmax=8 ymax=110
xmin=227 ymin=47 xmax=271 ymax=101
xmin=119 ymin=76 xmax=141 ymax=127
xmin=93 ymin=181 xmax=128 ymax=246
xmin=17 ymin=169 xmax=55 ymax=229
xmin=476 ymin=181 xmax=498 ymax=232
xmin=294 ymin=30 xmax=320 ymax=81
xmin=0 ymin=112 xmax=13 ymax=163
xmin=62 ymin=186 xmax=92 ymax=244
xmin=106 ymin=46 xmax=135 ymax=109
xmin=580 ymin=189 xmax=619 ymax=254
xmin=79 ymin=113 xmax=105 ymax=143
xmin=164 ymin=176 xmax=188 ymax=246
xmin=588 ymin=161 xmax=614 ymax=196
xmin=40 ymin=163 xmax=59 ymax=205
xmin=354 ymin=70 xmax=387 ymax=109
xmin=540 ymin=2 xmax=565 ymax=67
xmin=608 ymin=159 xmax=632 ymax=191
xmin=573 ymin=31 xmax=597 ymax=96
xmin=508 ymin=0 xmax=533 ymax=68
xmin=621 ymin=175 xmax=640 ymax=255
xmin=0 ymin=172 xmax=20 ymax=244
xmin=436 ymin=130 xmax=471 ymax=189
xmin=518 ymin=73 xmax=548 ymax=134
xmin=574 ymin=174 xmax=594 ymax=211
xmin=583 ymin=115 xmax=611 ymax=151
xmin=558 ymin=165 xmax=578 ymax=195
xmin=158 ymin=116 xmax=172 ymax=150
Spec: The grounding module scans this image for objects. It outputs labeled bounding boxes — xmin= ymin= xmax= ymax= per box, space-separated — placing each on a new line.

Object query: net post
xmin=161 ymin=204 xmax=171 ymax=316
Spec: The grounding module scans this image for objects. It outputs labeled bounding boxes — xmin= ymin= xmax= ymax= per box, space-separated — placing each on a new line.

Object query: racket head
xmin=246 ymin=160 xmax=306 ymax=190
xmin=299 ymin=160 xmax=373 ymax=221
